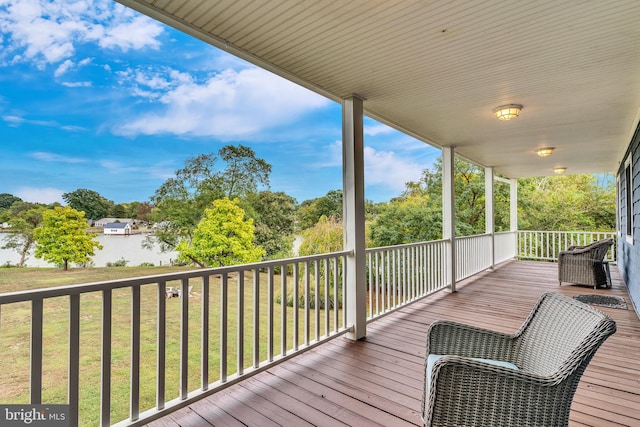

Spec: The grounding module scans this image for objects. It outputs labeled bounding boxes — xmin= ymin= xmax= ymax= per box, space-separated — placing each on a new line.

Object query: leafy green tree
xmin=244 ymin=191 xmax=297 ymax=259
xmin=0 ymin=193 xmax=22 ymax=222
xmin=298 ymin=190 xmax=343 ymax=230
xmin=219 ymin=145 xmax=272 ymax=198
xmin=134 ymin=202 xmax=153 ymax=223
xmin=110 ymin=203 xmax=127 ymax=218
xmin=0 ymin=193 xmax=22 ymax=211
xmin=34 ymin=206 xmax=103 ymax=270
xmin=176 ymin=198 xmax=264 ymax=268
xmin=298 ymin=215 xmax=344 ymax=255
xmin=518 ymin=174 xmax=615 ymax=231
xmin=368 ymin=195 xmax=441 ymax=246
xmin=62 ymin=189 xmax=114 ymax=220
xmin=148 ymin=145 xmax=271 ymax=252
xmin=1 ymin=202 xmax=47 ymax=266
xmin=368 ymin=157 xmax=513 ymax=247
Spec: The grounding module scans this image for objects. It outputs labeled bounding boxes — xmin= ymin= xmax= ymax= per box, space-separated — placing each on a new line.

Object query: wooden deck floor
xmin=147 ymin=260 xmax=640 ymax=427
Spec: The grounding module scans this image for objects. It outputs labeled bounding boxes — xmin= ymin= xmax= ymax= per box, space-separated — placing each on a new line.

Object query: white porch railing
xmin=0 ymin=251 xmax=350 ymax=427
xmin=365 ymin=239 xmax=449 ymax=319
xmin=455 ymin=234 xmax=493 ymax=281
xmin=4 ymin=230 xmax=609 ymax=426
xmin=495 ymin=231 xmax=518 ymax=264
xmin=518 ymin=230 xmax=616 ymax=263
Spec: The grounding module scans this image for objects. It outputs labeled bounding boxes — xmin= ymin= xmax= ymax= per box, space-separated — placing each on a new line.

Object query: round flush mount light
xmin=553 ymin=167 xmax=567 ymax=174
xmin=536 ymin=147 xmax=554 ymax=157
xmin=494 ymin=104 xmax=523 ymax=121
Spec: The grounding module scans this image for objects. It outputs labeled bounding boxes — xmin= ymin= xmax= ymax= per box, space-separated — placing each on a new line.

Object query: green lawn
xmin=0 ymin=266 xmax=343 ymax=426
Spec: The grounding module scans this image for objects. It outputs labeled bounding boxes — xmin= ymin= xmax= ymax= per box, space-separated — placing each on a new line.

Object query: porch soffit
xmin=118 ymin=0 xmax=640 ymax=179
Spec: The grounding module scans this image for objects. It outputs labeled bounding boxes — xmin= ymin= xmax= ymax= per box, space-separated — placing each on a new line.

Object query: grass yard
xmin=0 ymin=266 xmax=344 ymax=426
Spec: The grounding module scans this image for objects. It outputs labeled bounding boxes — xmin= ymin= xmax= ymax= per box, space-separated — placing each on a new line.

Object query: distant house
xmin=94 ymin=218 xmax=133 ymax=227
xmin=0 ymin=222 xmax=9 ymax=229
xmin=104 ymin=222 xmax=132 ymax=235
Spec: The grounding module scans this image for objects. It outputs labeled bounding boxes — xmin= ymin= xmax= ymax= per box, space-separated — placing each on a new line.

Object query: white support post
xmin=342 ymin=95 xmax=367 ymax=340
xmin=485 ymin=166 xmax=495 ymax=270
xmin=442 ymin=146 xmax=456 ymax=293
xmin=510 ymin=178 xmax=518 ymax=256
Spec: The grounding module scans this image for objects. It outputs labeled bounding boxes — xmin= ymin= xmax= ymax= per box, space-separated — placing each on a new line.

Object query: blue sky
xmin=0 ymin=0 xmax=440 ymax=205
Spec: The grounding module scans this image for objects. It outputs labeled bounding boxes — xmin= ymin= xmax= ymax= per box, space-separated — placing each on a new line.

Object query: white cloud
xmin=99 ymin=14 xmax=163 ymax=52
xmin=29 ymin=151 xmax=85 ymax=164
xmin=61 ymin=81 xmax=92 ymax=87
xmin=365 ymin=123 xmax=395 ymax=136
xmin=14 ymin=187 xmax=64 ymax=204
xmin=54 ymin=59 xmax=74 ymax=77
xmin=54 ymin=57 xmax=93 ymax=77
xmin=313 ymin=140 xmax=423 ymax=192
xmin=0 ymin=0 xmax=164 ymax=69
xmin=364 ymin=146 xmax=423 ymax=191
xmin=117 ymin=67 xmax=330 ymax=137
xmin=2 ymin=114 xmax=25 ymax=126
xmin=3 ymin=114 xmax=85 ymax=131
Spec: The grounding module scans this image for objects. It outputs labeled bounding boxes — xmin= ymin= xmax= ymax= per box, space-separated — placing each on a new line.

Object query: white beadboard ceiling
xmin=118 ymin=0 xmax=640 ymax=178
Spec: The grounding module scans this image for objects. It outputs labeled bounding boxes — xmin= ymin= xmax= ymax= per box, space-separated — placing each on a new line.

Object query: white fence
xmin=365 ymin=239 xmax=449 ymax=319
xmin=0 ymin=251 xmax=350 ymax=427
xmin=4 ymin=230 xmax=610 ymax=426
xmin=518 ymin=230 xmax=616 ymax=262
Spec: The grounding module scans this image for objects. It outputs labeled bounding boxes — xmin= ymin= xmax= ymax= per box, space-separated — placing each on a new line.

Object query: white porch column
xmin=442 ymin=146 xmax=456 ymax=293
xmin=342 ymin=95 xmax=366 ymax=340
xmin=510 ymin=178 xmax=518 ymax=231
xmin=510 ymin=178 xmax=518 ymax=255
xmin=485 ymin=166 xmax=495 ymax=269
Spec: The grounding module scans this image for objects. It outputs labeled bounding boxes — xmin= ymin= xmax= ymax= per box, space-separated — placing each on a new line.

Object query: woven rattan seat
xmin=558 ymin=238 xmax=613 ymax=289
xmin=421 ymin=292 xmax=616 ymax=426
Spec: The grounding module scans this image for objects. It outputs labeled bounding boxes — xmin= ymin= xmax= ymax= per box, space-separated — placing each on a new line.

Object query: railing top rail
xmin=455 ymin=233 xmax=491 ymax=241
xmin=0 ymin=250 xmax=352 ymax=304
xmin=365 ymin=239 xmax=448 ymax=253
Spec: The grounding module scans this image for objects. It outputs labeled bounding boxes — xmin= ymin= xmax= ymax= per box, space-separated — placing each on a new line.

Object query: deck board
xmin=146 ymin=260 xmax=640 ymax=426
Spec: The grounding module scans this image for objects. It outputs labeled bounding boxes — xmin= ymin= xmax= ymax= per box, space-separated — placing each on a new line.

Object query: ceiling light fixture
xmin=494 ymin=104 xmax=523 ymax=121
xmin=553 ymin=167 xmax=567 ymax=174
xmin=536 ymin=147 xmax=555 ymax=157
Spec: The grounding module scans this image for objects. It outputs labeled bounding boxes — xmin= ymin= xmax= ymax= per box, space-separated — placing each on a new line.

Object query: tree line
xmin=0 ymin=145 xmax=615 ymax=269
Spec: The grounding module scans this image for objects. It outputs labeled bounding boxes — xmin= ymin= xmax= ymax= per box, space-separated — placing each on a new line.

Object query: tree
xmin=298 ymin=190 xmax=343 ymax=230
xmin=148 ymin=145 xmax=271 ymax=251
xmin=1 ymin=202 xmax=47 ymax=266
xmin=368 ymin=195 xmax=441 ymax=247
xmin=0 ymin=193 xmax=22 ymax=222
xmin=0 ymin=193 xmax=22 ymax=210
xmin=176 ymin=198 xmax=264 ymax=268
xmin=219 ymin=145 xmax=272 ymax=198
xmin=62 ymin=189 xmax=114 ymax=220
xmin=518 ymin=174 xmax=615 ymax=231
xmin=298 ymin=215 xmax=344 ymax=255
xmin=110 ymin=203 xmax=127 ymax=218
xmin=244 ymin=191 xmax=297 ymax=259
xmin=134 ymin=202 xmax=153 ymax=223
xmin=34 ymin=206 xmax=103 ymax=270
xmin=368 ymin=157 xmax=510 ymax=247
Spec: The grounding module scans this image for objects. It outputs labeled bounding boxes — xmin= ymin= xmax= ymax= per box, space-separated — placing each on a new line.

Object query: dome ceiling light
xmin=494 ymin=104 xmax=523 ymax=121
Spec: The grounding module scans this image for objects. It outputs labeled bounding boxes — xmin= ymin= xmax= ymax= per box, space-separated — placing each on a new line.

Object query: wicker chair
xmin=558 ymin=238 xmax=613 ymax=289
xmin=421 ymin=292 xmax=616 ymax=427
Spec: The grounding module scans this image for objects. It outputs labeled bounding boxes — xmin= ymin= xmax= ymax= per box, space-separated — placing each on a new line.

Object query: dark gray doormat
xmin=573 ymin=294 xmax=628 ymax=309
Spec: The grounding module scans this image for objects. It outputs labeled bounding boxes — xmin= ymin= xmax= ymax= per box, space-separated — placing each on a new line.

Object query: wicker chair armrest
xmin=423 ymin=356 xmax=564 ymax=426
xmin=427 ymin=320 xmax=515 ymax=361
